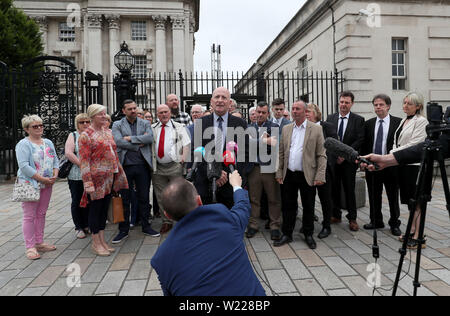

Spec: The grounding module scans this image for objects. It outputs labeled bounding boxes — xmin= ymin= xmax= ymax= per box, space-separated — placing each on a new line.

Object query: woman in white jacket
xmin=391 ymin=92 xmax=428 ymax=249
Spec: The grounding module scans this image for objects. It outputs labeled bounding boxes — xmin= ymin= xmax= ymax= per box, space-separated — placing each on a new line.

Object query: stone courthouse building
xmin=14 ymin=0 xmax=200 ymax=79
xmin=241 ymin=0 xmax=450 ymax=118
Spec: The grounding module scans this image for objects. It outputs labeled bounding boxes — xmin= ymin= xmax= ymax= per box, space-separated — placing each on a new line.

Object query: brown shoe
xmin=331 ymin=217 xmax=342 ymax=224
xmin=160 ymin=223 xmax=173 ymax=235
xmin=349 ymin=220 xmax=359 ymax=232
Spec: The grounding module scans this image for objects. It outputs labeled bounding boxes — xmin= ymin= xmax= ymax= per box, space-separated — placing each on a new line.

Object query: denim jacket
xmin=15 ymin=138 xmax=60 ymax=189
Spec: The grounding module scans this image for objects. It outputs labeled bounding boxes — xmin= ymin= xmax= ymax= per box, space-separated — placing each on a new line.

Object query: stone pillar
xmin=86 ymin=14 xmax=103 ymax=75
xmin=153 ymin=15 xmax=167 ymax=75
xmin=106 ymin=14 xmax=121 ymax=79
xmin=33 ymin=16 xmax=48 ymax=54
xmin=189 ymin=17 xmax=196 ymax=73
xmin=171 ymin=15 xmax=185 ymax=74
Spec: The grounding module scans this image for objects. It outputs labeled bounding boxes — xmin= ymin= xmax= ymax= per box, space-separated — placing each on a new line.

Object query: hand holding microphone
xmin=324 ymin=138 xmax=380 ymax=171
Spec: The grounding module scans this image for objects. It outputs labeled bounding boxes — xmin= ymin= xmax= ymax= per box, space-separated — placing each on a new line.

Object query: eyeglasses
xmin=30 ymin=124 xmax=44 ymax=129
xmin=78 ymin=121 xmax=91 ymax=125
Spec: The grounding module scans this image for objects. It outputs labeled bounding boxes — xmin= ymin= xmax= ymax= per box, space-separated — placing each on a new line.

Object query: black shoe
xmin=142 ymin=227 xmax=160 ymax=237
xmin=265 ymin=220 xmax=271 ymax=230
xmin=305 ymin=235 xmax=317 ymax=249
xmin=246 ymin=228 xmax=258 ymax=239
xmin=273 ymin=235 xmax=292 ymax=247
xmin=112 ymin=231 xmax=129 ymax=244
xmin=318 ymin=227 xmax=331 ymax=239
xmin=271 ymin=230 xmax=281 ymax=241
xmin=390 ymin=227 xmax=402 ymax=237
xmin=363 ymin=222 xmax=385 ymax=230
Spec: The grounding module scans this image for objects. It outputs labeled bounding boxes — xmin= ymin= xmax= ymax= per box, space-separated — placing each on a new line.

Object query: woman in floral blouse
xmin=79 ymin=104 xmax=128 ymax=257
xmin=15 ymin=115 xmax=59 ymax=260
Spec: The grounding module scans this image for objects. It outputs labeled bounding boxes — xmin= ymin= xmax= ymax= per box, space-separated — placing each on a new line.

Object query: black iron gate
xmin=0 ymin=56 xmax=93 ymax=179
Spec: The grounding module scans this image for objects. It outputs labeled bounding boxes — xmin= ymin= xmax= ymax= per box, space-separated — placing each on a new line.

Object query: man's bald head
xmin=157 ymin=104 xmax=171 ymax=125
xmin=161 ymin=178 xmax=200 ymax=221
xmin=166 ymin=94 xmax=180 ymax=116
xmin=211 ymin=87 xmax=231 ymax=117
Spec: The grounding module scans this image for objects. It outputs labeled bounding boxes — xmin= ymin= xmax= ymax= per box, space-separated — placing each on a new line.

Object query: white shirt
xmin=288 ymin=120 xmax=307 ymax=172
xmin=272 ymin=117 xmax=283 ymax=126
xmin=338 ymin=112 xmax=350 ymax=140
xmin=155 ymin=121 xmax=190 ymax=164
xmin=373 ymin=115 xmax=391 ymax=155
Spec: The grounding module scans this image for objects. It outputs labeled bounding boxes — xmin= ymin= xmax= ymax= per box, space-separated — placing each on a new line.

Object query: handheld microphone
xmin=226 ymin=141 xmax=239 ymax=154
xmin=207 ymin=154 xmax=223 ymax=203
xmin=186 ymin=147 xmax=206 ymax=182
xmin=324 ymin=137 xmax=380 ymax=170
xmin=223 ymin=150 xmax=236 ymax=173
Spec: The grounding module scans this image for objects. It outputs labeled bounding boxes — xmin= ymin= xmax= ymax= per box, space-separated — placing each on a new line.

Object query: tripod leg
xmin=437 ymin=154 xmax=450 ymax=219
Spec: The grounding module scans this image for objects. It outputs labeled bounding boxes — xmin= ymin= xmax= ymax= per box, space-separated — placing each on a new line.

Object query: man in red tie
xmin=152 ymin=104 xmax=191 ymax=234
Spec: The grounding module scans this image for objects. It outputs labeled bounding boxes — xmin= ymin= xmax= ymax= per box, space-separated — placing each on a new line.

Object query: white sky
xmin=194 ymin=0 xmax=307 ymax=72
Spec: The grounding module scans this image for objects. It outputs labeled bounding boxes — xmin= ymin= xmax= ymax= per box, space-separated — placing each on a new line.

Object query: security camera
xmin=359 ymin=9 xmax=373 ymax=17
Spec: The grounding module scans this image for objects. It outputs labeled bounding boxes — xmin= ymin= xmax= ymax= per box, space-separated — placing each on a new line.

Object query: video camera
xmin=426 ymin=102 xmax=450 ymax=141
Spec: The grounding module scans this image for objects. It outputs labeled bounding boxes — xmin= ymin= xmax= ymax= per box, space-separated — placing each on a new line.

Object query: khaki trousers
xmin=248 ymin=166 xmax=281 ymax=230
xmin=153 ymin=162 xmax=184 ymax=224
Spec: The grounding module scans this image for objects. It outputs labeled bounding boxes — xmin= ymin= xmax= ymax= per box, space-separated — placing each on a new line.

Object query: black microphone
xmin=324 ymin=137 xmax=380 ymax=170
xmin=207 ymin=160 xmax=223 ymax=204
xmin=186 ymin=147 xmax=206 ymax=182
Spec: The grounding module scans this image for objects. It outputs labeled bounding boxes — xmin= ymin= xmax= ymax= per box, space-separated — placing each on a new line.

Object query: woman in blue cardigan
xmin=15 ymin=115 xmax=59 ymax=260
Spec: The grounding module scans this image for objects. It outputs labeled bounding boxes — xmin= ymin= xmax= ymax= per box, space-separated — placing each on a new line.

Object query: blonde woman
xmin=15 ymin=115 xmax=59 ymax=260
xmin=79 ymin=104 xmax=128 ymax=256
xmin=65 ymin=113 xmax=91 ymax=239
xmin=391 ymin=92 xmax=428 ymax=249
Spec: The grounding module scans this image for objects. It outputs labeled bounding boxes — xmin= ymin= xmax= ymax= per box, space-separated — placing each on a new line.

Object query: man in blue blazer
xmin=271 ymin=98 xmax=291 ymax=133
xmin=151 ymin=171 xmax=265 ymax=296
xmin=112 ymin=100 xmax=160 ymax=243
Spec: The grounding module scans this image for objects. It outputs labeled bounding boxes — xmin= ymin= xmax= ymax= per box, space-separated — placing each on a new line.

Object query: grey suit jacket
xmin=112 ymin=117 xmax=154 ymax=168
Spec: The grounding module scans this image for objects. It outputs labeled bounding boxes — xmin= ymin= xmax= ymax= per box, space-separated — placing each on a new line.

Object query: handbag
xmin=58 ymin=132 xmax=77 ymax=179
xmin=11 ymin=178 xmax=40 ymax=202
xmin=108 ymin=192 xmax=125 ymax=224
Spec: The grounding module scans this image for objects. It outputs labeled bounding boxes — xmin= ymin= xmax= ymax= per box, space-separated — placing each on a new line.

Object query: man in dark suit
xmin=151 ymin=172 xmax=265 ymax=296
xmin=326 ymin=91 xmax=365 ymax=232
xmin=191 ymin=87 xmax=250 ymax=209
xmin=361 ymin=94 xmax=402 ymax=236
xmin=271 ymin=98 xmax=291 ymax=133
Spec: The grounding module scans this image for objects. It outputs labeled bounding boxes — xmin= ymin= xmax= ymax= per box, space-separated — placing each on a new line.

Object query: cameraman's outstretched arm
xmin=229 ymin=171 xmax=251 ymax=232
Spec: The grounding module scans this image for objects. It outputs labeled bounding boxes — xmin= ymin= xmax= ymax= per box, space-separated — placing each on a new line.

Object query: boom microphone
xmin=324 ymin=137 xmax=379 ymax=170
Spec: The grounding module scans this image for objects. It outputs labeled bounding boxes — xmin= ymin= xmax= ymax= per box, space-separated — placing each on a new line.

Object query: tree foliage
xmin=0 ymin=0 xmax=43 ymax=68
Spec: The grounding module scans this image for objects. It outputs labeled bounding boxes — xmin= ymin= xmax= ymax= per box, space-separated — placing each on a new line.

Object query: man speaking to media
xmin=150 ymin=171 xmax=265 ymax=296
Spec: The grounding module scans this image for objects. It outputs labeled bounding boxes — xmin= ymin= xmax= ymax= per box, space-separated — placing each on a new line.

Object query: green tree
xmin=0 ymin=0 xmax=43 ymax=68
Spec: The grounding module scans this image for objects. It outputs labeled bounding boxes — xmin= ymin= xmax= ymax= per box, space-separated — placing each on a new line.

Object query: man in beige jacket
xmin=274 ymin=101 xmax=327 ymax=249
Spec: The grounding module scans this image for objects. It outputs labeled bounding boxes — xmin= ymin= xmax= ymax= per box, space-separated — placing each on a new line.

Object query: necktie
xmin=338 ymin=117 xmax=347 ymax=142
xmin=158 ymin=124 xmax=166 ymax=159
xmin=374 ymin=120 xmax=384 ymax=155
xmin=217 ymin=117 xmax=224 ymax=151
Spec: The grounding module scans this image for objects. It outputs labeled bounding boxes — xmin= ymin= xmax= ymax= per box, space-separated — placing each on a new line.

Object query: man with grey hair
xmin=229 ymin=98 xmax=238 ymax=113
xmin=187 ymin=104 xmax=205 ymax=140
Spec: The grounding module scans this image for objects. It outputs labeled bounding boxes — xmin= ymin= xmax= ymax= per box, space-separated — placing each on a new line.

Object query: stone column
xmin=33 ymin=16 xmax=48 ymax=54
xmin=86 ymin=13 xmax=103 ymax=75
xmin=189 ymin=17 xmax=196 ymax=73
xmin=171 ymin=15 xmax=185 ymax=74
xmin=153 ymin=15 xmax=167 ymax=75
xmin=105 ymin=14 xmax=121 ymax=79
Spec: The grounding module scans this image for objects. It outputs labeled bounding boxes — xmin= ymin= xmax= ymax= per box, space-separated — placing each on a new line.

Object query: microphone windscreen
xmin=324 ymin=138 xmax=359 ymax=163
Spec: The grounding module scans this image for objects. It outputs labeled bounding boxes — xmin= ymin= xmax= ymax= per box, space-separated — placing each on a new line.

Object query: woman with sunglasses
xmin=15 ymin=115 xmax=59 ymax=260
xmin=65 ymin=113 xmax=91 ymax=239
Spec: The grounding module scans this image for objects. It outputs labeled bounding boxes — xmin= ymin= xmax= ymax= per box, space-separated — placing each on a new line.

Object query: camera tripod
xmin=392 ymin=137 xmax=450 ymax=296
